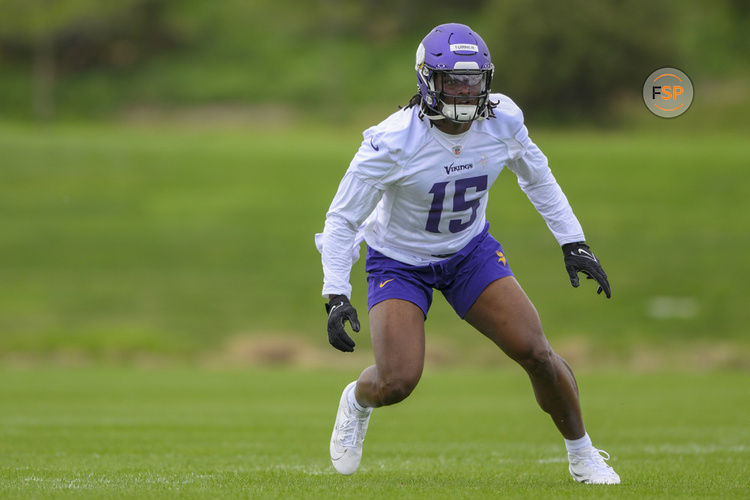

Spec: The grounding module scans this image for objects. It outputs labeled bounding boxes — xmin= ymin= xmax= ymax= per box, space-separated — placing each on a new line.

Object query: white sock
xmin=347 ymin=383 xmax=369 ymax=412
xmin=565 ymin=432 xmax=592 ymax=453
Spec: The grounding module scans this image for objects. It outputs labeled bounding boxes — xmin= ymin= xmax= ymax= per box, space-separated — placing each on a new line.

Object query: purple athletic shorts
xmin=365 ymin=223 xmax=514 ymax=318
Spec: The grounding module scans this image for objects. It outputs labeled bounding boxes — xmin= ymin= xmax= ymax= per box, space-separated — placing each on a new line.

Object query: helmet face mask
xmin=415 ymin=23 xmax=494 ymax=123
xmin=434 ymin=71 xmax=489 ymax=122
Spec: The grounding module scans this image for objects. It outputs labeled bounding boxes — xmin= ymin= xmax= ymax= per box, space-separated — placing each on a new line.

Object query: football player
xmin=316 ymin=23 xmax=620 ymax=484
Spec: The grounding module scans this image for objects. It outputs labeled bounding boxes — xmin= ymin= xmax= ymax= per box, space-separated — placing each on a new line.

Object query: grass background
xmin=0 ymin=367 xmax=747 ymax=499
xmin=1 ymin=122 xmax=748 ymax=364
xmin=1 ymin=121 xmax=748 ymax=497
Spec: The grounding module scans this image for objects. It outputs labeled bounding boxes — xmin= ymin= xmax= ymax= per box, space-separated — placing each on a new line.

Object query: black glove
xmin=325 ymin=294 xmax=360 ymax=352
xmin=562 ymin=242 xmax=611 ymax=298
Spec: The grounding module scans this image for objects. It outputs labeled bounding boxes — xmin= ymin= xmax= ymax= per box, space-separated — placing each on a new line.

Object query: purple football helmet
xmin=415 ymin=23 xmax=494 ymax=122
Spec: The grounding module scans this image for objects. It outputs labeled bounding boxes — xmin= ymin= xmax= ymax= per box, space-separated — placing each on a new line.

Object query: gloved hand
xmin=562 ymin=242 xmax=611 ymax=298
xmin=325 ymin=294 xmax=360 ymax=352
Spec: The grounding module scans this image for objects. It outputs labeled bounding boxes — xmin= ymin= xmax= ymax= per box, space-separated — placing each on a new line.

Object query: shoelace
xmin=575 ymin=448 xmax=613 ymax=469
xmin=338 ymin=409 xmax=369 ymax=448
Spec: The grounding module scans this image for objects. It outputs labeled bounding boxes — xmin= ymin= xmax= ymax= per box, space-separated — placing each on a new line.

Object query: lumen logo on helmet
xmin=450 ymin=44 xmax=478 ymax=53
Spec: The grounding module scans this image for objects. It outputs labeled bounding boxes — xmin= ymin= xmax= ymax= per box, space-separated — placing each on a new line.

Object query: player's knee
xmin=517 ymin=345 xmax=554 ymax=376
xmin=378 ymin=374 xmax=419 ymax=405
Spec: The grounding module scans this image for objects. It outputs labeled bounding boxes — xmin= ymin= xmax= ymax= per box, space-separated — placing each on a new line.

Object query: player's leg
xmin=354 ymin=298 xmax=426 ymax=407
xmin=330 ymin=296 xmax=426 ymax=475
xmin=464 ymin=276 xmax=584 ymax=438
xmin=464 ymin=276 xmax=619 ymax=484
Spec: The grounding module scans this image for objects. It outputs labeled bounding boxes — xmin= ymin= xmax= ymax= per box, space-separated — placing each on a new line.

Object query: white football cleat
xmin=568 ymin=447 xmax=621 ymax=484
xmin=330 ymin=381 xmax=372 ymax=475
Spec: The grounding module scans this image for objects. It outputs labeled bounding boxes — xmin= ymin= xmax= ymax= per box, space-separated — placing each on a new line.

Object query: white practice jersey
xmin=315 ymin=93 xmax=585 ymax=297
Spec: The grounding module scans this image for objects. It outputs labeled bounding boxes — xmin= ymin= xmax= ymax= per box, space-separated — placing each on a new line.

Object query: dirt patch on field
xmin=201 ymin=333 xmax=477 ymax=369
xmin=626 ymin=341 xmax=749 ymax=372
xmin=553 ymin=337 xmax=750 ymax=372
xmin=200 ymin=333 xmax=371 ymax=369
xmin=119 ymin=104 xmax=298 ymax=128
xmin=1 ymin=334 xmax=747 ymax=372
xmin=198 ymin=333 xmax=750 ymax=372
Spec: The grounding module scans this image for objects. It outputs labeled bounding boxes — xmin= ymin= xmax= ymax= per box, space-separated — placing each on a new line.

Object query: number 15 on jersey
xmin=425 ymin=175 xmax=488 ymax=234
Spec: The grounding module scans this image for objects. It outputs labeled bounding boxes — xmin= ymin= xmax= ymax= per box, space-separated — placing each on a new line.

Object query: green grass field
xmin=0 ymin=366 xmax=747 ymax=498
xmin=1 ymin=122 xmax=748 ymax=497
xmin=1 ymin=122 xmax=748 ymax=364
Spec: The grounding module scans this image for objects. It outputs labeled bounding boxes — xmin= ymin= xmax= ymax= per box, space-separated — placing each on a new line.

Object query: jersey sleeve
xmin=504 ymin=110 xmax=585 ymax=245
xmin=315 ymin=129 xmax=401 ymax=298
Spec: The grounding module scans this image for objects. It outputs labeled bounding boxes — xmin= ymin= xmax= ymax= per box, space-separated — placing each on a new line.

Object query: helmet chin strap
xmin=439 ymin=102 xmax=480 ymax=123
xmin=419 ymin=100 xmax=486 ymax=122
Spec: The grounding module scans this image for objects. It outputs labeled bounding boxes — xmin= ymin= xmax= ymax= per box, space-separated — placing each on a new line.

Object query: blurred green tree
xmin=0 ymin=0 xmax=171 ymax=120
xmin=0 ymin=0 xmax=747 ymax=122
xmin=476 ymin=0 xmax=685 ymax=120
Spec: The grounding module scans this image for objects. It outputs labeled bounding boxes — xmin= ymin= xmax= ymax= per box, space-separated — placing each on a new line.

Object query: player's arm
xmin=505 ymin=118 xmax=611 ymax=298
xmin=317 ymin=128 xmax=401 ymax=351
xmin=319 ymin=172 xmax=384 ymax=351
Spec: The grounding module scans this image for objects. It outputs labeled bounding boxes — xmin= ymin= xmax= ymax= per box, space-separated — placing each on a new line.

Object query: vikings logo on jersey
xmin=496 ymin=250 xmax=507 ymax=265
